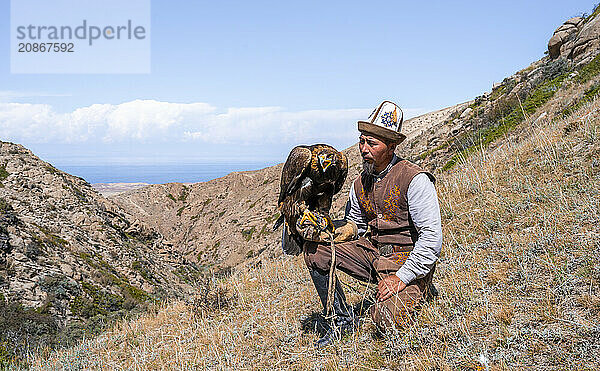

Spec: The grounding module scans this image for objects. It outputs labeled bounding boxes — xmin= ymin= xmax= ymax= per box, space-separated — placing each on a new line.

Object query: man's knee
xmin=369 ymin=285 xmax=423 ymax=331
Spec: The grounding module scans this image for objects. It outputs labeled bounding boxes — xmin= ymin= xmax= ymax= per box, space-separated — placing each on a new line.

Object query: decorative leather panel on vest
xmin=354 ymin=159 xmax=434 ymax=250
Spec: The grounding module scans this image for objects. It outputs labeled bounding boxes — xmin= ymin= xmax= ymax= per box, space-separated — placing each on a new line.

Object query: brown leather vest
xmin=353 ymin=159 xmax=434 ymax=250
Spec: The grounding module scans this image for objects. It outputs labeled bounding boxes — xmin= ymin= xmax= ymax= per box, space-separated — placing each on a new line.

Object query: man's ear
xmin=387 ymin=142 xmax=397 ymax=155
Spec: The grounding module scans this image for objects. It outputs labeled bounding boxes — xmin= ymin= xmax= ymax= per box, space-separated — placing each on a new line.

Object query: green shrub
xmin=265 ymin=212 xmax=280 ymax=224
xmin=0 ymin=301 xmax=58 ymax=365
xmin=0 ymin=198 xmax=11 ymax=213
xmin=174 ymin=264 xmax=204 ymax=285
xmin=259 ymin=223 xmax=271 ymax=237
xmin=561 ymin=82 xmax=600 ymax=118
xmin=120 ymin=282 xmax=150 ymax=303
xmin=241 ymin=227 xmax=256 ymax=241
xmin=44 ymin=164 xmax=60 ymax=175
xmin=576 ymin=53 xmax=600 ymax=83
xmin=131 ymin=260 xmax=155 ymax=282
xmin=0 ymin=165 xmax=8 ymax=181
xmin=178 ymin=186 xmax=189 ymax=202
xmin=70 ymin=282 xmax=124 ymax=318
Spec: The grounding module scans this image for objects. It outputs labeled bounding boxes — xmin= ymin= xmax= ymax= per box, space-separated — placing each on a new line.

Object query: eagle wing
xmin=278 ymin=146 xmax=313 ymax=205
xmin=333 ymin=151 xmax=348 ymax=194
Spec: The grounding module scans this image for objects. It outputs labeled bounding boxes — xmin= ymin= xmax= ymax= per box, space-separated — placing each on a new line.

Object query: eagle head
xmin=317 ymin=153 xmax=334 ymax=172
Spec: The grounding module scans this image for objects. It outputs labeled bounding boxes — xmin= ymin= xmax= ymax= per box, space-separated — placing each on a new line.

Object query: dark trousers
xmin=303 ymin=236 xmax=434 ymax=328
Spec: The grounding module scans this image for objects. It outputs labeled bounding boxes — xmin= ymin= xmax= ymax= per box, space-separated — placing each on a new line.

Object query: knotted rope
xmin=325 ymin=231 xmax=336 ymax=319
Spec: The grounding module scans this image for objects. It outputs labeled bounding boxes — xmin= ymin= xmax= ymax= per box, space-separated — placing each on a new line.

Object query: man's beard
xmin=361 ymin=160 xmax=376 ymax=192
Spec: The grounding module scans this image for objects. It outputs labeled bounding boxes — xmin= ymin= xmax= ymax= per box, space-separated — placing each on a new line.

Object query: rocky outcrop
xmin=0 ymin=141 xmax=197 ymax=352
xmin=548 ymin=12 xmax=600 ymax=64
xmin=571 ymin=14 xmax=600 ymax=63
xmin=548 ymin=17 xmax=584 ymax=59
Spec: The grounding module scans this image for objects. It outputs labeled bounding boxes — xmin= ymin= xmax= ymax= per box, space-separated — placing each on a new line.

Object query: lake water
xmin=56 ymin=162 xmax=275 ymax=184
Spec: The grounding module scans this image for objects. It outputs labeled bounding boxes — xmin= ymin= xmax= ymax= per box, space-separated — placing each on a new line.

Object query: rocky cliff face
xmin=0 ymin=141 xmax=197 ymax=354
xmin=548 ymin=11 xmax=600 ymax=65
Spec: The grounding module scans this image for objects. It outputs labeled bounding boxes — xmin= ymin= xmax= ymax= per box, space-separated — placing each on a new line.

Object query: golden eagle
xmin=273 ymin=144 xmax=348 ymax=254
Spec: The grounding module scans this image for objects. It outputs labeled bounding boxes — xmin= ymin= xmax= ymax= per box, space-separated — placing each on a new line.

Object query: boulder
xmin=565 ymin=17 xmax=584 ymax=27
xmin=548 ymin=14 xmax=600 ymax=61
xmin=548 ymin=22 xmax=579 ymax=59
xmin=568 ymin=15 xmax=600 ymax=60
xmin=460 ymin=107 xmax=472 ymax=119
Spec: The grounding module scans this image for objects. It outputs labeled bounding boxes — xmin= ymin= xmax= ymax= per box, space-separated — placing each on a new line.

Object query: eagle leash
xmin=325 ymin=231 xmax=337 ymax=320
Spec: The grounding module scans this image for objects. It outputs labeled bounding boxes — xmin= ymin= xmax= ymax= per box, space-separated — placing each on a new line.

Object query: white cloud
xmin=0 ymin=99 xmax=428 ymax=146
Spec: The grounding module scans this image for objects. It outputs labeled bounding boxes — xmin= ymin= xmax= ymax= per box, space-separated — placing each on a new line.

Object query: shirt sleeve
xmin=395 ymin=173 xmax=443 ymax=285
xmin=344 ymin=182 xmax=368 ymax=235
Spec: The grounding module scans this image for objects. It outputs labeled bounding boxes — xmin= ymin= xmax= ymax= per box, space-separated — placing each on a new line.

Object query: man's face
xmin=359 ymin=134 xmax=395 ymax=171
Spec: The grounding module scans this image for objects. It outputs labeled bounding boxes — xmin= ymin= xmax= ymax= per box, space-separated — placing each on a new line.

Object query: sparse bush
xmin=0 ymin=165 xmax=8 ymax=181
xmin=131 ymin=260 xmax=155 ymax=282
xmin=192 ymin=275 xmax=236 ymax=314
xmin=0 ymin=198 xmax=11 ymax=213
xmin=173 ymin=264 xmax=204 ymax=285
xmin=70 ymin=282 xmax=124 ymax=318
xmin=178 ymin=186 xmax=189 ymax=201
xmin=0 ymin=300 xmax=58 ymax=366
xmin=444 ymin=70 xmax=570 ymax=170
xmin=241 ymin=226 xmax=256 ymax=241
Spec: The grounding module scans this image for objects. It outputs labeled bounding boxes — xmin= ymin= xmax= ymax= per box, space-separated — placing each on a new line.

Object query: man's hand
xmin=330 ymin=220 xmax=358 ymax=242
xmin=377 ymin=274 xmax=407 ymax=302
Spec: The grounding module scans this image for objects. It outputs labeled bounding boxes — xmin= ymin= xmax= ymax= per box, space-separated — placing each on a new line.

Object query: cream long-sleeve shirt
xmin=344 ymin=156 xmax=443 ymax=285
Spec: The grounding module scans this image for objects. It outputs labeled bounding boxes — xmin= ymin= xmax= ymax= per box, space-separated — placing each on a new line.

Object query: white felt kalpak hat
xmin=358 ymin=100 xmax=405 ymax=143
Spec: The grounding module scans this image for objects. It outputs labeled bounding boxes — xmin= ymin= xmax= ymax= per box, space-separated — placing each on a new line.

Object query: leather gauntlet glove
xmin=330 ymin=220 xmax=358 ymax=242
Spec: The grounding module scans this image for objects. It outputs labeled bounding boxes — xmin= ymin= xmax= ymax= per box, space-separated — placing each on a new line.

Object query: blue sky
xmin=0 ymin=0 xmax=596 ymax=167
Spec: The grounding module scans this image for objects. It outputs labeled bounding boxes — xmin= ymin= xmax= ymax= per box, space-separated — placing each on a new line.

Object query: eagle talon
xmin=326 ymin=216 xmax=335 ymax=233
xmin=298 ymin=209 xmax=329 ymax=231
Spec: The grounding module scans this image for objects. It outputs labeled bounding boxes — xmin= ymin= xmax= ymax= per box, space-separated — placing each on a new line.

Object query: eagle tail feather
xmin=272 ymin=215 xmax=284 ymax=231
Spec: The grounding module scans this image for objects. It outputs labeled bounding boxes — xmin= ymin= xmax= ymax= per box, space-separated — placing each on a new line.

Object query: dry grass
xmin=26 ymin=99 xmax=600 ymax=370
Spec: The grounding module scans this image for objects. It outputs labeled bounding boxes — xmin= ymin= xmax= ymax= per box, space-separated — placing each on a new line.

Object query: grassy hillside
xmin=27 ymin=87 xmax=600 ymax=370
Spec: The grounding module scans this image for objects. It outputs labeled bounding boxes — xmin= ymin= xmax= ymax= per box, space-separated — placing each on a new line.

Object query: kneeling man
xmin=304 ymin=101 xmax=443 ymax=346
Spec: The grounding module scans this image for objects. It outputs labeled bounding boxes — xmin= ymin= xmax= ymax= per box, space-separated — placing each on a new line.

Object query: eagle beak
xmin=318 ymin=154 xmax=332 ymax=172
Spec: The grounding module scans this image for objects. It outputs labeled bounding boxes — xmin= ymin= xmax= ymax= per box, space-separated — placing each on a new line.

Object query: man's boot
xmin=309 ymin=268 xmax=356 ymax=348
